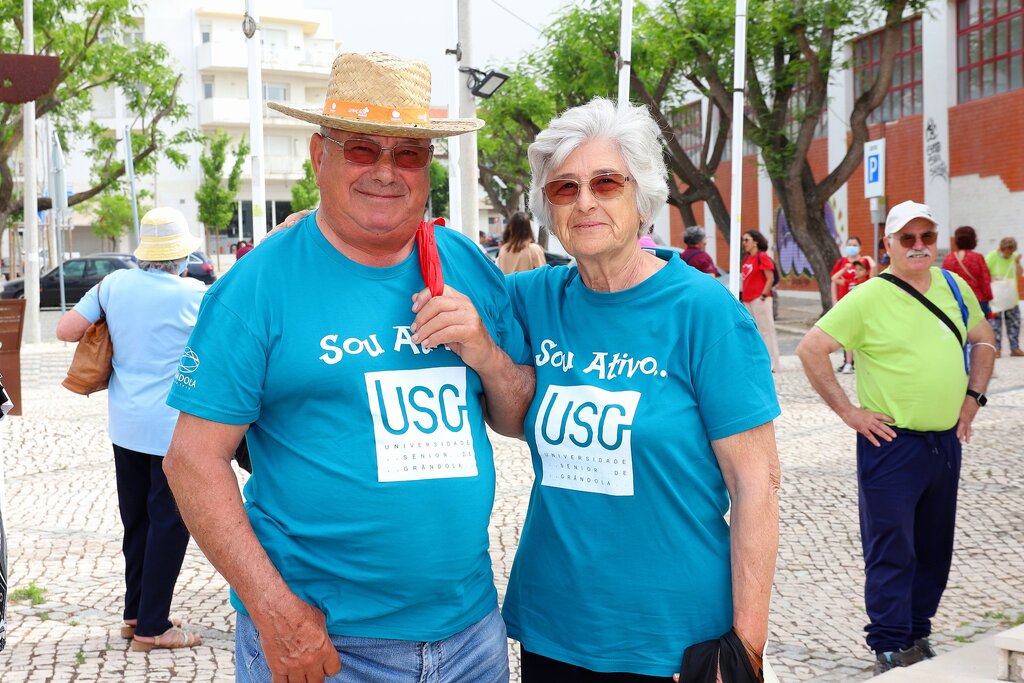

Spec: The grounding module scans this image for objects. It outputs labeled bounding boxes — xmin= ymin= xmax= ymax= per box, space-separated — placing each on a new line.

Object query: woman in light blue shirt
xmin=57 ymin=207 xmax=206 ymax=652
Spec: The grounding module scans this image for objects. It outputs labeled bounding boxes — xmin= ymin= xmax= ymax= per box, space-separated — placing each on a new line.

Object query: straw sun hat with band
xmin=266 ymin=51 xmax=484 ymax=139
xmin=133 ymin=207 xmax=202 ymax=262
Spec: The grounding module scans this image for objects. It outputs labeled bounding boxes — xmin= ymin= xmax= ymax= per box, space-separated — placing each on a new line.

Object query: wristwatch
xmin=966 ymin=389 xmax=988 ymax=407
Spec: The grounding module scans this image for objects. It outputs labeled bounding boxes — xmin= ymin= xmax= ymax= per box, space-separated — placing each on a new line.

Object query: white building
xmin=64 ymin=0 xmax=338 ymax=257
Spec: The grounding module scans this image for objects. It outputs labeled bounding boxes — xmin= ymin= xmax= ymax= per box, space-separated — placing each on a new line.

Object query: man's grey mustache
xmin=906 ymin=249 xmax=931 ymax=257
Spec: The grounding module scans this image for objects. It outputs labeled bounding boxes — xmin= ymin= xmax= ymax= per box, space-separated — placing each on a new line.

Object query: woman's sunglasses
xmin=324 ymin=136 xmax=434 ymax=169
xmin=895 ymin=231 xmax=938 ymax=248
xmin=543 ymin=173 xmax=633 ymax=206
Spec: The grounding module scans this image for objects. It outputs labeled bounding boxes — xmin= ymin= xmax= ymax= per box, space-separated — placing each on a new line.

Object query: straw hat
xmin=266 ymin=52 xmax=484 ymax=139
xmin=133 ymin=207 xmax=202 ymax=262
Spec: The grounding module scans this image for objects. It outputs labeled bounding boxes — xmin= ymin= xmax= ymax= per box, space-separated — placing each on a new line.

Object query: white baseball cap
xmin=884 ymin=200 xmax=937 ymax=237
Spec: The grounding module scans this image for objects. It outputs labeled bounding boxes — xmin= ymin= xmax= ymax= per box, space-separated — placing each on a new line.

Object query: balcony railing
xmin=198 ymin=98 xmax=322 ymax=127
xmin=197 ymin=41 xmax=334 ymax=74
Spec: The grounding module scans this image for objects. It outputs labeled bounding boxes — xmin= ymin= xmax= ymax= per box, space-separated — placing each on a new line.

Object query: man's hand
xmin=410 ymin=286 xmax=497 ymax=371
xmin=252 ymin=592 xmax=341 ymax=683
xmin=264 ymin=209 xmax=314 ymax=240
xmin=956 ymin=398 xmax=980 ymax=443
xmin=839 ymin=406 xmax=896 ymax=447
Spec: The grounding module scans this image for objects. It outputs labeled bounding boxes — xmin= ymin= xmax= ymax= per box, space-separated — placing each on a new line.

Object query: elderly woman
xmin=57 ymin=208 xmax=206 ymax=651
xmin=499 ymin=98 xmax=781 ymax=681
xmin=942 ymin=226 xmax=993 ymax=318
xmin=986 ymin=236 xmax=1024 ymax=356
xmin=497 ymin=211 xmax=547 ymax=274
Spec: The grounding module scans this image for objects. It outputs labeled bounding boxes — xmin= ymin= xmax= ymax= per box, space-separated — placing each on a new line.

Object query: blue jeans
xmin=236 ymin=607 xmax=509 ymax=683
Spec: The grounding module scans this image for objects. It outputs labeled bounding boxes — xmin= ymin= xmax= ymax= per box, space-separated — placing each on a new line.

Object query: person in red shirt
xmin=830 ymin=236 xmax=876 ymax=373
xmin=830 ymin=236 xmax=876 ymax=303
xmin=942 ymin=225 xmax=993 ymax=319
xmin=741 ymin=229 xmax=780 ymax=371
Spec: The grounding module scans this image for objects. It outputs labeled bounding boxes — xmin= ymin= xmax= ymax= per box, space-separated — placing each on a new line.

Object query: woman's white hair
xmin=528 ymin=97 xmax=669 ymax=236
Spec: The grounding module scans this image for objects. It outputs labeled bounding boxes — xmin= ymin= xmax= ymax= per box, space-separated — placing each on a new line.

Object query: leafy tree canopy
xmin=290 ymin=159 xmax=319 ymax=212
xmin=195 ymin=129 xmax=249 ymax=255
xmin=0 ymin=0 xmax=192 ymax=230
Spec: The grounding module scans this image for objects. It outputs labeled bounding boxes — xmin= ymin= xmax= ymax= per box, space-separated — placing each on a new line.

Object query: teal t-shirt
xmin=501 ymin=257 xmax=780 ymax=676
xmin=166 ymin=212 xmax=527 ymax=640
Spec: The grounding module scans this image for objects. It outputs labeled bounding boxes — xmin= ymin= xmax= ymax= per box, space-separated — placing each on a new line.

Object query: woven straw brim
xmin=267 ymin=101 xmax=483 ymax=139
xmin=133 ymin=233 xmax=202 ymax=262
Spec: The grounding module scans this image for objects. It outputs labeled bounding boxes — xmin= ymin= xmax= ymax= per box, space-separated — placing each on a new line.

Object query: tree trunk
xmin=774 ymin=178 xmax=840 ymax=311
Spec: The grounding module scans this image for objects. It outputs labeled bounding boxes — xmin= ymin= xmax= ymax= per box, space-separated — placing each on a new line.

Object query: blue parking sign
xmin=864 ymin=139 xmax=885 ymax=198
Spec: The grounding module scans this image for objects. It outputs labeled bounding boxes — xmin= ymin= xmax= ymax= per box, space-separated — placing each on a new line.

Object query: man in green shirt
xmin=986 ymin=236 xmax=1023 ymax=356
xmin=796 ymin=201 xmax=996 ymax=675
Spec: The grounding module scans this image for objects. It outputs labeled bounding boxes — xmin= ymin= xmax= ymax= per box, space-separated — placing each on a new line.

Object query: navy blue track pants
xmin=114 ymin=444 xmax=191 ymax=637
xmin=856 ymin=426 xmax=961 ymax=653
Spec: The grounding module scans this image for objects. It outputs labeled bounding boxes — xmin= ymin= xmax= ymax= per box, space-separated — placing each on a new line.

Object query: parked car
xmin=91 ymin=251 xmax=216 ymax=285
xmin=185 ymin=252 xmax=217 ymax=285
xmin=0 ymin=254 xmax=137 ymax=307
xmin=484 ymin=246 xmax=573 ymax=268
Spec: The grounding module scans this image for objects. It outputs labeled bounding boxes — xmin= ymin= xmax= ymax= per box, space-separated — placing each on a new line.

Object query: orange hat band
xmin=322 ymin=99 xmax=429 ymax=125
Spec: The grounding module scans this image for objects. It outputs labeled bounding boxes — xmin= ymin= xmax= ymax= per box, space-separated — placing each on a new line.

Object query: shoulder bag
xmin=879 ymin=271 xmax=970 ymax=374
xmin=62 ymin=281 xmax=114 ymax=395
xmin=989 ymin=257 xmax=1019 ymax=314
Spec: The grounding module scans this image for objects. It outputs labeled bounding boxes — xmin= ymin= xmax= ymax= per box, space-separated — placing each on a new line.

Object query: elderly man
xmin=679 ymin=226 xmax=718 ymax=275
xmin=164 ymin=52 xmax=532 ymax=683
xmin=796 ymin=201 xmax=996 ymax=674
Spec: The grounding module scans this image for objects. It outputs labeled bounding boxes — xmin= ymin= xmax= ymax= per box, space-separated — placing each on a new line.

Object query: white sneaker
xmin=841 ymin=363 xmax=854 ymax=374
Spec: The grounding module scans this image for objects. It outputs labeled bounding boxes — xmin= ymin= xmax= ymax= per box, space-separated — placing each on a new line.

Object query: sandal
xmin=131 ymin=626 xmax=202 ymax=651
xmin=121 ymin=615 xmax=182 ymax=639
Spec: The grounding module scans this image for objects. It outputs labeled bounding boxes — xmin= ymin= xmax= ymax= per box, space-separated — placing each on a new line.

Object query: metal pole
xmin=617 ymin=0 xmax=634 ymax=107
xmin=457 ymin=0 xmax=479 ymax=242
xmin=447 ymin=0 xmax=462 ymax=230
xmin=23 ymin=0 xmax=40 ymax=344
xmin=727 ymin=0 xmax=748 ymax=299
xmin=245 ymin=0 xmax=267 ymax=244
xmin=124 ymin=125 xmax=140 ymax=243
xmin=51 ymin=132 xmax=67 ymax=313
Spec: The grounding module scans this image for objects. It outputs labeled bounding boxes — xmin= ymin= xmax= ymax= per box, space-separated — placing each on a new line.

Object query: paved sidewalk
xmin=2 ymin=333 xmax=1024 ymax=681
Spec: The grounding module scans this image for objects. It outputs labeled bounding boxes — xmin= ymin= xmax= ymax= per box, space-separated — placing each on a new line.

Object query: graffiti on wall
xmin=775 ymin=203 xmax=839 ymax=277
xmin=925 ymin=118 xmax=949 ymax=183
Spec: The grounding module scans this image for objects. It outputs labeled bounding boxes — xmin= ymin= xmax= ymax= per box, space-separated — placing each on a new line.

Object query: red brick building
xmin=667 ymin=0 xmax=1024 ymax=292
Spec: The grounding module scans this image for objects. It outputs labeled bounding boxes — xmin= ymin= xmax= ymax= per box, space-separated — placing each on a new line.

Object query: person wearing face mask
xmin=829 ymin=236 xmax=876 ymax=373
xmin=56 ymin=207 xmax=208 ymax=651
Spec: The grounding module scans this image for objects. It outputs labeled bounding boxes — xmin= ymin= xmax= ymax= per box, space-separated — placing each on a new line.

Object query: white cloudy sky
xmin=303 ymin=0 xmax=573 ymax=111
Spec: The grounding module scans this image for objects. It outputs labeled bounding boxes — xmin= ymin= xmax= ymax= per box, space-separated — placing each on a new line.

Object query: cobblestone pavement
xmin=2 ymin=332 xmax=1023 ymax=682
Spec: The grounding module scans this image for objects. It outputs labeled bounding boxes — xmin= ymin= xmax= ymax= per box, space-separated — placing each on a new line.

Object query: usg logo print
xmin=534 ymin=384 xmax=641 ymax=496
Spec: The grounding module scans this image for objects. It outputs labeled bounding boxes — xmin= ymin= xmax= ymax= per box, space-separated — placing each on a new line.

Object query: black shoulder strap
xmin=681 ymin=249 xmax=697 ymax=264
xmin=878 ymin=273 xmax=963 ymax=347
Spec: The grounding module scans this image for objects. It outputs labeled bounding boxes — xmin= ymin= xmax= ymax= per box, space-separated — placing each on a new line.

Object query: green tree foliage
xmin=663 ymin=0 xmax=927 ymax=306
xmin=476 ymin=61 xmax=553 ymax=221
xmin=195 ymin=130 xmax=249 ymax=256
xmin=290 ymin=159 xmax=319 ymax=212
xmin=428 ymin=160 xmax=449 ymax=220
xmin=0 ymin=0 xmax=192 ymax=256
xmin=89 ymin=193 xmax=137 ymax=249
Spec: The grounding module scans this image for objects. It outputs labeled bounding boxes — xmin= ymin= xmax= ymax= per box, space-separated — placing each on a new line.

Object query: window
xmin=202 ymin=77 xmax=214 ymax=100
xmin=957 ymin=0 xmax=1024 ymax=102
xmin=90 ymin=259 xmax=123 ymax=277
xmin=263 ymin=82 xmax=289 ymax=102
xmin=787 ymin=82 xmax=829 ymax=140
xmin=853 ymin=16 xmax=923 ymax=123
xmin=670 ymin=102 xmax=704 ymax=159
xmin=200 ymin=23 xmax=211 ymax=44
